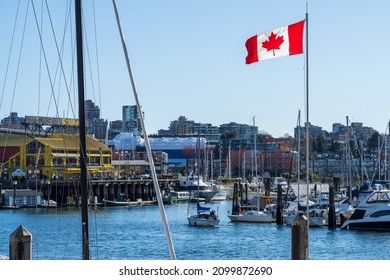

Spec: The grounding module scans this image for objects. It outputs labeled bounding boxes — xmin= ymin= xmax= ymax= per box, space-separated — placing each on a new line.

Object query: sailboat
xmin=227 ymin=117 xmax=272 ymax=223
xmin=187 ymin=127 xmax=219 ymax=227
xmin=187 ymin=201 xmax=220 ymax=227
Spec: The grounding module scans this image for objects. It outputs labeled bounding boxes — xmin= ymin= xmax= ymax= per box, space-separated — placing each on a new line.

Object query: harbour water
xmin=1 ymin=200 xmax=389 ymax=260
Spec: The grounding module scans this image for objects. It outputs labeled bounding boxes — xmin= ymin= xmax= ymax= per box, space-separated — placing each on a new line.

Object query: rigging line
xmin=112 ymin=0 xmax=176 ymax=260
xmin=92 ymin=0 xmax=103 ymax=118
xmin=0 ymin=0 xmax=21 ymax=165
xmin=8 ymin=1 xmax=30 ymax=120
xmin=30 ymin=0 xmax=61 ymax=119
xmin=66 ymin=0 xmax=77 ymax=120
xmin=43 ymin=0 xmax=77 ymax=119
xmin=37 ymin=0 xmax=44 ymax=118
xmin=45 ymin=1 xmax=71 ymax=119
xmin=0 ymin=0 xmax=21 ymax=111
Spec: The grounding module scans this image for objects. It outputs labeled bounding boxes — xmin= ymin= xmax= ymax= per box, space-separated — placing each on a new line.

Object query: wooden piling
xmin=9 ymin=225 xmax=32 ymax=260
xmin=328 ymin=185 xmax=336 ymax=229
xmin=333 ymin=176 xmax=340 ymax=192
xmin=291 ymin=213 xmax=308 ymax=260
xmin=264 ymin=178 xmax=271 ymax=197
xmin=276 ymin=184 xmax=283 ymax=225
xmin=239 ymin=181 xmax=243 ymax=205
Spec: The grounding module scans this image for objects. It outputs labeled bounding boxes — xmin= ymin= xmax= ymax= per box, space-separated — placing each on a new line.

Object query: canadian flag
xmin=245 ymin=20 xmax=304 ymax=64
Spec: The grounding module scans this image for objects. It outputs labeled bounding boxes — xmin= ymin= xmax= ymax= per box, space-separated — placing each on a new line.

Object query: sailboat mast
xmin=297 ymin=110 xmax=301 ymax=199
xmin=253 ymin=116 xmax=257 ymax=182
xmin=75 ymin=0 xmax=89 ymax=260
xmin=112 ymin=0 xmax=176 ymax=260
xmin=253 ymin=116 xmax=259 ymax=209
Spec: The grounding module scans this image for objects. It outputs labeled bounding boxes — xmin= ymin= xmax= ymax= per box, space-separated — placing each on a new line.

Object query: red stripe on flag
xmin=245 ymin=35 xmax=259 ymax=64
xmin=288 ymin=20 xmax=304 ymax=55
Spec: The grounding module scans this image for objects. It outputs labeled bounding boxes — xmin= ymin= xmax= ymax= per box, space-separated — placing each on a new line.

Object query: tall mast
xmin=112 ymin=0 xmax=176 ymax=259
xmin=75 ymin=0 xmax=89 ymax=260
xmin=297 ymin=110 xmax=301 ymax=199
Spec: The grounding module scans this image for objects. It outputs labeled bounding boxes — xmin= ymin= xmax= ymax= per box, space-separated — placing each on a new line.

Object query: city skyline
xmin=0 ymin=108 xmax=382 ymax=141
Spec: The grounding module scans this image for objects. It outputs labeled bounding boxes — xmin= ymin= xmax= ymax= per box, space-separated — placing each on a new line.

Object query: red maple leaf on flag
xmin=261 ymin=32 xmax=284 ymax=56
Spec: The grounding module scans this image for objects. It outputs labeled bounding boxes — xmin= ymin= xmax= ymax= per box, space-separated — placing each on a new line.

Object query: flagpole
xmin=305 ymin=4 xmax=310 ymax=259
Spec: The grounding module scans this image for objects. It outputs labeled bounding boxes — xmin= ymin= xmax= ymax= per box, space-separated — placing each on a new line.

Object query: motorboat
xmin=102 ymin=193 xmax=130 ymax=206
xmin=272 ymin=177 xmax=288 ymax=192
xmin=341 ymin=189 xmax=390 ymax=231
xmin=179 ymin=173 xmax=218 ymax=202
xmin=209 ymin=182 xmax=228 ymax=201
xmin=163 ymin=191 xmax=191 ymax=204
xmin=283 ymin=197 xmax=325 ymax=227
xmin=284 ymin=209 xmax=325 ymax=227
xmin=228 ymin=205 xmax=272 ymax=223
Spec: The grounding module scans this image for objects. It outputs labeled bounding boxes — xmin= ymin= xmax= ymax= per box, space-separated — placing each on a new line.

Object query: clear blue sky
xmin=0 ymin=0 xmax=389 ymax=137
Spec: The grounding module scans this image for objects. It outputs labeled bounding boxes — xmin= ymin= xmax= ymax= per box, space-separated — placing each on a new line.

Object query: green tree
xmin=367 ymin=132 xmax=380 ymax=150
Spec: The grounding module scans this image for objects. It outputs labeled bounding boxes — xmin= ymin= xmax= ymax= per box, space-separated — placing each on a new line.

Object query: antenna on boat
xmin=112 ymin=0 xmax=176 ymax=260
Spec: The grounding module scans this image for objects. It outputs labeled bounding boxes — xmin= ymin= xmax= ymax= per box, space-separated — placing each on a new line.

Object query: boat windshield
xmin=367 ymin=191 xmax=390 ymax=203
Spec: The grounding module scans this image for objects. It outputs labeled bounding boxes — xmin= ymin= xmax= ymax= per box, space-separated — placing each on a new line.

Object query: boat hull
xmin=210 ymin=190 xmax=227 ymax=201
xmin=187 ymin=215 xmax=220 ymax=227
xmin=341 ymin=218 xmax=390 ymax=231
xmin=102 ymin=199 xmax=130 ymax=206
xmin=284 ymin=213 xmax=325 ymax=227
xmin=342 ymin=221 xmax=390 ymax=231
xmin=228 ymin=211 xmax=272 ymax=223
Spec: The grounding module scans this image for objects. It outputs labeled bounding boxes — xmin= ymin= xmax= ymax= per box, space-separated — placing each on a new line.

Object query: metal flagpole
xmin=112 ymin=0 xmax=176 ymax=260
xmin=305 ymin=4 xmax=310 ymax=258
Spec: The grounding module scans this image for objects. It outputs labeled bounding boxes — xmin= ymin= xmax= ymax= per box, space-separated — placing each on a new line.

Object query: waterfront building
xmin=0 ymin=134 xmax=112 ymax=181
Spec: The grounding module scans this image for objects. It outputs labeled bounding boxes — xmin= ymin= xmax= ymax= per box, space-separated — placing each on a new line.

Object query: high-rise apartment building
xmin=122 ymin=105 xmax=140 ymax=135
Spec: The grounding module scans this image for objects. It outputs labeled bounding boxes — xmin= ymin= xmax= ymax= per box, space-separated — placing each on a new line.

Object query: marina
xmin=1 ymin=1 xmax=390 ymax=268
xmin=1 ymin=199 xmax=390 ymax=260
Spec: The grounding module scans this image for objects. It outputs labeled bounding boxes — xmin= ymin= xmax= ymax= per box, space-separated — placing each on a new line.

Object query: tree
xmin=329 ymin=140 xmax=342 ymax=153
xmin=367 ymin=131 xmax=380 ymax=150
xmin=313 ymin=135 xmax=326 ymax=153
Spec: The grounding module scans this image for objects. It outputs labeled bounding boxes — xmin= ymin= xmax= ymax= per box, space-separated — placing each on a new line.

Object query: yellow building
xmin=1 ymin=134 xmax=113 ymax=180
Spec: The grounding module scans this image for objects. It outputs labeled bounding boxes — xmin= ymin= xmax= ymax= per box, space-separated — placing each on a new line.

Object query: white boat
xmin=163 ymin=191 xmax=191 ymax=204
xmin=341 ymin=189 xmax=390 ymax=231
xmin=228 ymin=205 xmax=272 ymax=223
xmin=284 ymin=209 xmax=325 ymax=227
xmin=179 ymin=173 xmax=218 ymax=202
xmin=315 ymin=192 xmax=355 ymax=225
xmin=210 ymin=190 xmax=228 ymax=201
xmin=187 ymin=202 xmax=220 ymax=227
xmin=102 ymin=193 xmax=130 ymax=206
xmin=41 ymin=199 xmax=57 ymax=208
xmin=283 ymin=198 xmax=325 ymax=227
xmin=272 ymin=177 xmax=288 ymax=192
xmin=209 ymin=182 xmax=228 ymax=201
